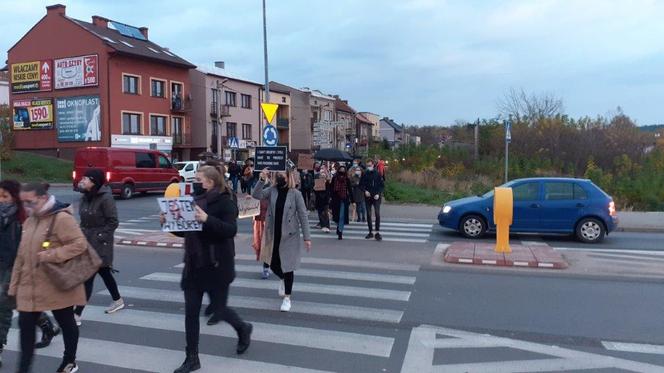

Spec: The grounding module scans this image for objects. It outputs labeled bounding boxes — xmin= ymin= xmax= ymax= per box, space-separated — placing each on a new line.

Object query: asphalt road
xmin=12 ymin=186 xmax=660 ymax=372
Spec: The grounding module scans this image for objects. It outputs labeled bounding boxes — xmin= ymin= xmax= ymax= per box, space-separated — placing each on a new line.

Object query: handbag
xmin=40 ymin=212 xmax=103 ymax=291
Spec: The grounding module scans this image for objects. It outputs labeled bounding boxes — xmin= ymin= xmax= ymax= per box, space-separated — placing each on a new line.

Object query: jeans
xmin=74 ymin=267 xmax=121 ymax=316
xmin=317 ymin=205 xmax=330 ymax=229
xmin=356 ymin=200 xmax=366 ymax=221
xmin=339 ymin=203 xmax=346 ymax=232
xmin=19 ymin=307 xmax=78 ymax=371
xmin=231 ymin=176 xmax=239 ymax=193
xmin=366 ymin=196 xmax=381 ymax=233
xmin=0 ymin=267 xmax=14 ymax=345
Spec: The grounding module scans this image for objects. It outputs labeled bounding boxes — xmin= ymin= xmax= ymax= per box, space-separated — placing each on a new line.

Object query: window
xmin=323 ymin=110 xmax=332 ymax=121
xmin=135 ymin=152 xmax=155 ymax=168
xmin=226 ymin=122 xmax=237 ymax=138
xmin=241 ymin=94 xmax=251 ymax=109
xmin=172 ymin=82 xmax=183 ymax=110
xmin=574 ymin=184 xmax=589 ymax=200
xmin=513 ymin=182 xmax=539 ymax=201
xmin=211 ymin=88 xmax=219 ymax=114
xmin=242 ymin=123 xmax=252 ymax=140
xmin=211 ymin=120 xmax=218 ymax=153
xmin=150 ymin=115 xmax=167 ymax=136
xmin=172 ymin=117 xmax=183 ymax=144
xmin=184 ymin=164 xmax=194 ymax=172
xmin=123 ymin=75 xmax=139 ymax=94
xmin=225 ymin=91 xmax=236 ymax=107
xmin=158 ymin=155 xmax=171 ymax=169
xmin=281 ymin=96 xmax=286 ymax=103
xmin=544 ymin=183 xmax=574 ymax=200
xmin=151 ymin=80 xmax=165 ymax=97
xmin=122 ymin=113 xmax=141 ymax=135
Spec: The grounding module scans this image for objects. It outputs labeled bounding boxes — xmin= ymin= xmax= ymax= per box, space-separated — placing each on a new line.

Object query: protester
xmin=313 ymin=163 xmax=331 ymax=233
xmin=228 ymin=160 xmax=241 ymax=193
xmin=164 ymin=166 xmax=252 ymax=373
xmin=74 ymin=169 xmax=124 ymax=326
xmin=349 ymin=165 xmax=366 ymax=222
xmin=253 ymin=188 xmax=271 ymax=280
xmin=361 ymin=159 xmax=384 ymax=241
xmin=253 ymin=166 xmax=312 ymax=312
xmin=330 ymin=165 xmax=352 ymax=240
xmin=300 ymin=169 xmax=314 ymax=210
xmin=11 ymin=182 xmax=88 ymax=373
xmin=377 ymin=157 xmax=386 ymax=181
xmin=241 ymin=160 xmax=254 ymax=194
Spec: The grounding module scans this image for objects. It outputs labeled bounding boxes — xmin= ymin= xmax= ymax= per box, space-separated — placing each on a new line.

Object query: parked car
xmin=174 ymin=161 xmax=201 ymax=182
xmin=438 ymin=178 xmax=618 ymax=243
xmin=73 ymin=147 xmax=180 ymax=199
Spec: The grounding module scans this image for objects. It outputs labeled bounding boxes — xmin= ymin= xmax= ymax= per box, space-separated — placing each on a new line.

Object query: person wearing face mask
xmin=73 ymin=169 xmax=123 ymax=326
xmin=330 ymin=165 xmax=352 ymax=240
xmin=163 ymin=166 xmax=252 ymax=373
xmin=253 ymin=167 xmax=312 ymax=312
xmin=360 ymin=159 xmax=384 ymax=241
xmin=11 ymin=182 xmax=89 ymax=373
xmin=349 ymin=165 xmax=366 ymax=222
xmin=313 ymin=164 xmax=331 ymax=233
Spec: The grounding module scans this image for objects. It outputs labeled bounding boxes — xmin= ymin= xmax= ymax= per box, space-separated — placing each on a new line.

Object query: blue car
xmin=438 ymin=178 xmax=618 ymax=243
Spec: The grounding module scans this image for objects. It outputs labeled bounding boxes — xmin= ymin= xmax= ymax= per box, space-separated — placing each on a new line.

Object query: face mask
xmin=0 ymin=202 xmax=15 ymax=216
xmin=331 ymin=170 xmax=337 ymax=176
xmin=367 ymin=166 xmax=374 ymax=171
xmin=192 ymin=182 xmax=205 ymax=196
xmin=276 ymin=175 xmax=287 ymax=188
xmin=338 ymin=170 xmax=346 ymax=175
xmin=355 ymin=171 xmax=361 ymax=176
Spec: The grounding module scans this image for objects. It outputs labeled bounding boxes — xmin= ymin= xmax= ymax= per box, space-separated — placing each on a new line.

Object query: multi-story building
xmin=379 ymin=117 xmax=404 ymax=149
xmin=264 ymin=85 xmax=291 ymax=151
xmin=0 ymin=70 xmax=8 ymax=106
xmin=269 ymin=81 xmax=312 ymax=156
xmin=358 ymin=112 xmax=381 ymax=143
xmin=355 ymin=112 xmax=373 ymax=156
xmin=7 ymin=4 xmax=195 ymax=160
xmin=190 ymin=65 xmax=262 ymax=161
xmin=302 ymin=88 xmax=336 ymax=150
xmin=334 ymin=97 xmax=356 ymax=151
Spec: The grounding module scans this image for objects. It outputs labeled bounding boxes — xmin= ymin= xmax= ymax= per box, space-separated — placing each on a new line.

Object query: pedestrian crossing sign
xmin=261 ymin=103 xmax=279 ymax=124
xmin=228 ymin=136 xmax=239 ymax=149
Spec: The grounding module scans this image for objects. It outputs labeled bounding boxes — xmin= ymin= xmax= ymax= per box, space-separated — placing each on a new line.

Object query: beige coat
xmin=9 ymin=204 xmax=87 ymax=312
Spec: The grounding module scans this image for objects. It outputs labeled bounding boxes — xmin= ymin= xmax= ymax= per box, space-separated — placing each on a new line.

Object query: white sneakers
xmin=278 ymin=281 xmax=286 ymax=297
xmin=280 ymin=297 xmax=291 ymax=312
xmin=322 ymin=227 xmax=330 ymax=233
xmin=105 ymin=298 xmax=126 ymax=314
xmin=74 ymin=314 xmax=82 ymax=327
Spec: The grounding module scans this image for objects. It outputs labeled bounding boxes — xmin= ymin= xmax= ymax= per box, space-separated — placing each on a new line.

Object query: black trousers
xmin=74 ymin=266 xmax=121 ymax=316
xmin=365 ymin=197 xmax=382 ymax=233
xmin=19 ymin=307 xmax=78 ymax=371
xmin=270 ymin=242 xmax=294 ymax=295
xmin=184 ymin=283 xmax=244 ymax=353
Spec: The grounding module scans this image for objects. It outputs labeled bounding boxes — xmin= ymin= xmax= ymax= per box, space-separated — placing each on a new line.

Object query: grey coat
xmin=252 ymin=180 xmax=311 ymax=273
xmin=79 ymin=185 xmax=119 ymax=267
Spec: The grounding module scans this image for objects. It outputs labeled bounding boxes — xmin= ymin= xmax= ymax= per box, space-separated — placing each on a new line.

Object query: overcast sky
xmin=2 ymin=0 xmax=663 ymax=125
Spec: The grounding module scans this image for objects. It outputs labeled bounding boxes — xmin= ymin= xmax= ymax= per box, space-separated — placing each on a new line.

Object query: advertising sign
xmin=54 ymin=55 xmax=98 ymax=89
xmin=157 ymin=196 xmax=203 ymax=232
xmin=254 ymin=146 xmax=287 ymax=172
xmin=11 ymin=60 xmax=52 ymax=93
xmin=12 ymin=98 xmax=54 ymax=130
xmin=56 ymin=95 xmax=101 ymax=142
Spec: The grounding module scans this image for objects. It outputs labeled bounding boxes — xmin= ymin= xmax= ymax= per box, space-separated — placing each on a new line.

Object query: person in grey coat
xmin=74 ymin=169 xmax=124 ymax=325
xmin=252 ymin=166 xmax=312 ymax=312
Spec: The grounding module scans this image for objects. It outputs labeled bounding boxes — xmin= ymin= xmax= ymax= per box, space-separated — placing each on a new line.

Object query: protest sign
xmin=297 ymin=153 xmax=314 ymax=170
xmin=255 ymin=146 xmax=287 ymax=171
xmin=238 ymin=195 xmax=261 ymax=219
xmin=157 ymin=196 xmax=202 ymax=232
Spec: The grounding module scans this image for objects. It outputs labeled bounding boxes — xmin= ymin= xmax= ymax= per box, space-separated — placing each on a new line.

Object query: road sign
xmin=255 ymin=146 xmax=288 ymax=172
xmin=505 ymin=120 xmax=512 ymax=143
xmin=228 ymin=136 xmax=239 ymax=149
xmin=260 ymin=103 xmax=279 ymax=124
xmin=263 ymin=125 xmax=278 ymax=146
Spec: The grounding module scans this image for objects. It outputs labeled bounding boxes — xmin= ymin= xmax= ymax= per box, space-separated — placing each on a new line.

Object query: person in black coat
xmin=163 ymin=165 xmax=252 ymax=373
xmin=330 ymin=165 xmax=352 ymax=240
xmin=360 ymin=159 xmax=385 ymax=241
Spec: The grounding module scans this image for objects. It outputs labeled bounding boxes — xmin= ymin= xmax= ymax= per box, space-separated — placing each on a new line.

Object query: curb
xmin=442 ymin=242 xmax=568 ymax=269
xmin=117 ymin=239 xmax=183 ymax=248
xmin=616 ymin=227 xmax=664 ymax=234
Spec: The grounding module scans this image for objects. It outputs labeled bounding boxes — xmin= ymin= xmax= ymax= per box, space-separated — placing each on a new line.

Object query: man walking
xmin=361 ymin=159 xmax=384 ymax=241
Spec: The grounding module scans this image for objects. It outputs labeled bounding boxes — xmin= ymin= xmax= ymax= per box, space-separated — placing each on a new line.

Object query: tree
xmin=0 ymin=104 xmax=12 ymax=161
xmin=497 ymin=88 xmax=564 ymax=122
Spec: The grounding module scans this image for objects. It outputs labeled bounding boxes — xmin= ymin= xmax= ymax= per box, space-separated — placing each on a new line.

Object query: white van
xmin=174 ymin=161 xmax=201 ymax=182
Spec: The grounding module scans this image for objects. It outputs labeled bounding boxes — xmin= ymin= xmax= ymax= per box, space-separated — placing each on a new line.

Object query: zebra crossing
xmin=114 ymin=215 xmax=163 ymax=241
xmin=5 ymin=254 xmax=419 ymax=372
xmin=308 ymin=220 xmax=434 ymax=243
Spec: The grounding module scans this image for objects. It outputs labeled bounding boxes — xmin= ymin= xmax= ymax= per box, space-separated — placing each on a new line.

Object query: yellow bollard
xmin=493 ymin=187 xmax=513 ymax=253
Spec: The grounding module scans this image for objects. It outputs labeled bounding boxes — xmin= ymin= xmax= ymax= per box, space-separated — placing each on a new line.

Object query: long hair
xmin=197 ymin=165 xmax=231 ymax=194
xmin=0 ymin=180 xmax=27 ymax=223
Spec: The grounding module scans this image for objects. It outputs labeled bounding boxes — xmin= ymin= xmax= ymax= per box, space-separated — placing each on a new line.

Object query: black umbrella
xmin=313 ymin=148 xmax=353 ymax=162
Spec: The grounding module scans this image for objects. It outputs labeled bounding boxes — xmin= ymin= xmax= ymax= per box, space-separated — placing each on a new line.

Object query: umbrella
xmin=313 ymin=148 xmax=353 ymax=162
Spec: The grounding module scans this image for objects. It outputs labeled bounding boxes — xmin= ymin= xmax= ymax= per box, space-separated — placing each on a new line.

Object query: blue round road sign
xmin=263 ymin=125 xmax=278 ymax=146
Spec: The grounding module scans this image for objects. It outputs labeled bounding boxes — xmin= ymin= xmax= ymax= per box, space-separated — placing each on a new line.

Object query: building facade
xmin=264 ymin=86 xmax=291 ymax=151
xmin=0 ymin=71 xmax=8 ymax=106
xmin=7 ymin=4 xmax=195 ymax=160
xmin=190 ymin=66 xmax=262 ymax=161
xmin=359 ymin=112 xmax=381 ymax=142
xmin=270 ymin=81 xmax=312 ymax=155
xmin=334 ymin=97 xmax=356 ymax=151
xmin=303 ymin=88 xmax=336 ymax=150
xmin=379 ymin=117 xmax=404 ymax=148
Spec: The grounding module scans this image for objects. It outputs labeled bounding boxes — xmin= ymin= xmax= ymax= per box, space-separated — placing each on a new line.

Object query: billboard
xmin=12 ymin=98 xmax=54 ymax=130
xmin=56 ymin=95 xmax=101 ymax=142
xmin=54 ymin=55 xmax=98 ymax=89
xmin=10 ymin=60 xmax=52 ymax=93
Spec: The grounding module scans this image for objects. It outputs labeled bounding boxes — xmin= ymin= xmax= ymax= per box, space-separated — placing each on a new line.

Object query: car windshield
xmin=174 ymin=163 xmax=187 ymax=170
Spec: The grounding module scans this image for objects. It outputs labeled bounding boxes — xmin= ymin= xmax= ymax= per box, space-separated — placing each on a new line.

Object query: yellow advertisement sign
xmin=12 ymin=98 xmax=54 ymax=130
xmin=11 ymin=60 xmax=52 ymax=93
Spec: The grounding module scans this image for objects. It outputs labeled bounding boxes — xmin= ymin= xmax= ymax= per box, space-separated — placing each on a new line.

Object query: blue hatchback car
xmin=438 ymin=178 xmax=618 ymax=243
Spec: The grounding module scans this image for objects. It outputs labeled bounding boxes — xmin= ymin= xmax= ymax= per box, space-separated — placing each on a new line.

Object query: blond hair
xmin=277 ymin=168 xmax=298 ymax=189
xmin=197 ymin=165 xmax=230 ymax=193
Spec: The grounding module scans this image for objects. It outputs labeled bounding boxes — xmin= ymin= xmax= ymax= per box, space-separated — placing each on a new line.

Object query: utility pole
xmin=474 ymin=118 xmax=479 ymax=161
xmin=262 ymin=0 xmax=269 ymax=103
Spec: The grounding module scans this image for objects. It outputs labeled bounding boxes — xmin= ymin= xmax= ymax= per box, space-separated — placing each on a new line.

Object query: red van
xmin=73 ymin=147 xmax=181 ymax=199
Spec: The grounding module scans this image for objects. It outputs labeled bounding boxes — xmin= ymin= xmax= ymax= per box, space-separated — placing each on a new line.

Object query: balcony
xmin=210 ymin=104 xmax=230 ymax=118
xmin=277 ymin=118 xmax=289 ymax=128
xmin=171 ymin=94 xmax=192 ymax=113
xmin=173 ymin=132 xmax=191 ymax=146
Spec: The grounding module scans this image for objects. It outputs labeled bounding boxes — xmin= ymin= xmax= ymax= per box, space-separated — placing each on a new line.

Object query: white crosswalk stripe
xmin=308 ymin=220 xmax=434 ymax=243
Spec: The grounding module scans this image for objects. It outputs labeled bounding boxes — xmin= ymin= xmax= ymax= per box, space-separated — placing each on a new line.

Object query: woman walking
xmin=330 ymin=165 xmax=352 ymax=240
xmin=164 ymin=166 xmax=252 ymax=373
xmin=10 ymin=182 xmax=87 ymax=373
xmin=74 ymin=169 xmax=124 ymax=325
xmin=253 ymin=166 xmax=312 ymax=312
xmin=350 ymin=165 xmax=366 ymax=222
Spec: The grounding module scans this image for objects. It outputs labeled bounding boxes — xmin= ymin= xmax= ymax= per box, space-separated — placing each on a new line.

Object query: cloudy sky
xmin=2 ymin=0 xmax=663 ymax=125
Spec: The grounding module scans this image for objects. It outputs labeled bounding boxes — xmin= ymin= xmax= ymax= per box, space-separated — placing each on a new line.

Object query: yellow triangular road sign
xmin=261 ymin=103 xmax=279 ymax=124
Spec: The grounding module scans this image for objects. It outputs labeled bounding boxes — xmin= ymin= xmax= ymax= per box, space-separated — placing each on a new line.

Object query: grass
xmin=1 ymin=151 xmax=72 ymax=183
xmin=384 ymin=179 xmax=465 ymax=206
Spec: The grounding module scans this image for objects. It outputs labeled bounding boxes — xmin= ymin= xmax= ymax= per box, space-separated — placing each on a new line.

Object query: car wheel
xmin=121 ymin=183 xmax=134 ymax=200
xmin=460 ymin=215 xmax=486 ymax=239
xmin=576 ymin=218 xmax=605 ymax=243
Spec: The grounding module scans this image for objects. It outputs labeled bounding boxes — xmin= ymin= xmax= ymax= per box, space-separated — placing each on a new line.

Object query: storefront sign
xmin=12 ymin=98 xmax=54 ymax=130
xmin=54 ymin=55 xmax=98 ymax=89
xmin=111 ymin=134 xmax=173 ymax=152
xmin=255 ymin=146 xmax=287 ymax=172
xmin=11 ymin=60 xmax=52 ymax=93
xmin=157 ymin=196 xmax=203 ymax=232
xmin=56 ymin=95 xmax=101 ymax=142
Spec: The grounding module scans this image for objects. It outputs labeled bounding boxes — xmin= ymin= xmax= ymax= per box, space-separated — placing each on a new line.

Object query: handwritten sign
xmin=238 ymin=195 xmax=261 ymax=219
xmin=157 ymin=197 xmax=202 ymax=232
xmin=298 ymin=153 xmax=315 ymax=170
xmin=314 ymin=178 xmax=327 ymax=192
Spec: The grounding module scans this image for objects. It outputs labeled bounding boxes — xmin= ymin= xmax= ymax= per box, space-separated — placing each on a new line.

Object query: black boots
xmin=35 ymin=314 xmax=61 ymax=349
xmin=174 ymin=350 xmax=201 ymax=373
xmin=237 ymin=322 xmax=253 ymax=355
xmin=337 ymin=228 xmax=343 ymax=240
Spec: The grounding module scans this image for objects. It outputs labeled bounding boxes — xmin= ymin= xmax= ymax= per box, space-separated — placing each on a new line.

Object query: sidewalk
xmin=615 ymin=211 xmax=664 ymax=233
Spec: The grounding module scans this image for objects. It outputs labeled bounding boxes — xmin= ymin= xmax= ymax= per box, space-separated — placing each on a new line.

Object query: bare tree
xmin=497 ymin=88 xmax=564 ymax=122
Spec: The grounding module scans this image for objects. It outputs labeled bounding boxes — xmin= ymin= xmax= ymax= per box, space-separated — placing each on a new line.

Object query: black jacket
xmin=360 ymin=170 xmax=385 ymax=197
xmin=79 ymin=185 xmax=119 ymax=267
xmin=0 ymin=210 xmax=21 ymax=270
xmin=179 ymin=189 xmax=238 ymax=290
